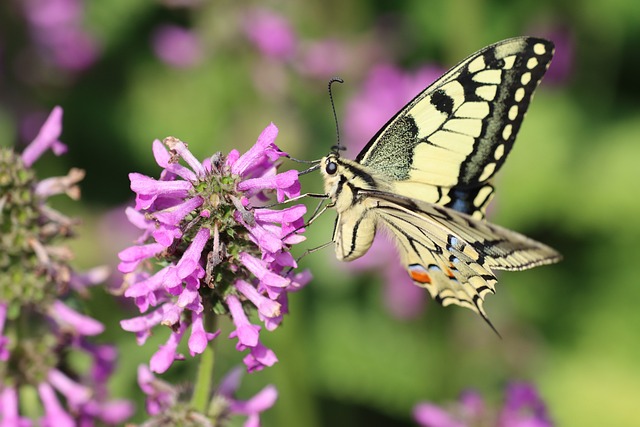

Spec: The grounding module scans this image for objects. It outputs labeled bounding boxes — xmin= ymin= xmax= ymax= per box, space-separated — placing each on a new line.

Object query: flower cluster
xmin=414 ymin=382 xmax=553 ymax=427
xmin=0 ymin=107 xmax=133 ymax=426
xmin=118 ymin=123 xmax=310 ymax=374
xmin=138 ymin=365 xmax=277 ymax=427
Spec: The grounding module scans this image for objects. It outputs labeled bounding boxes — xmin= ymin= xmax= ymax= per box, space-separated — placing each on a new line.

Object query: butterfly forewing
xmin=355 ymin=37 xmax=554 ymax=218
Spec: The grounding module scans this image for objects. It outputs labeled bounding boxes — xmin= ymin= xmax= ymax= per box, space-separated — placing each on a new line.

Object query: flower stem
xmin=191 ymin=311 xmax=216 ymax=413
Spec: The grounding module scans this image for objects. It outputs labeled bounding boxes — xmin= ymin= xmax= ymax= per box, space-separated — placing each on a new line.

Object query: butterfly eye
xmin=326 ymin=161 xmax=338 ymax=175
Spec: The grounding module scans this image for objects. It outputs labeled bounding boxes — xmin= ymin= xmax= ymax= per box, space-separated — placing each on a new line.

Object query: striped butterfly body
xmin=320 ymin=37 xmax=561 ymax=328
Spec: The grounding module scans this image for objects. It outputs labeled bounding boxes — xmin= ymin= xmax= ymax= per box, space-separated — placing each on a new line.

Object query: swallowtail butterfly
xmin=319 ymin=37 xmax=561 ymax=330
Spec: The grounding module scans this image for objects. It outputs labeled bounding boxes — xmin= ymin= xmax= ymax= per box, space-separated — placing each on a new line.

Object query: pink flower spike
xmin=227 ymin=295 xmax=260 ymax=347
xmin=0 ymin=387 xmax=31 ymax=427
xmin=153 ymin=196 xmax=203 ymax=226
xmin=130 ymin=173 xmax=192 ymax=198
xmin=38 ymin=382 xmax=75 ymax=427
xmin=152 ymin=25 xmax=203 ymax=69
xmin=121 ymin=304 xmax=171 ymax=345
xmin=231 ymin=123 xmax=279 ymax=176
xmin=164 ymin=137 xmax=206 ymax=177
xmin=21 ymin=106 xmax=66 ymax=167
xmin=138 ymin=365 xmax=176 ymax=416
xmin=188 ymin=312 xmax=221 ymax=356
xmin=124 ymin=266 xmax=170 ymax=299
xmin=117 ymin=242 xmax=165 ymax=273
xmin=413 ymin=403 xmax=466 ymax=427
xmin=243 ymin=341 xmax=278 ymax=372
xmin=235 ymin=279 xmax=281 ymax=318
xmin=152 ymin=139 xmax=197 ymax=181
xmin=239 ymin=252 xmax=289 ymax=288
xmin=175 ymin=227 xmax=210 ymax=278
xmin=218 ymin=367 xmax=243 ymax=397
xmin=253 ymin=204 xmax=306 ymax=224
xmin=230 ymin=384 xmax=278 ymax=417
xmin=236 ymin=211 xmax=283 ymax=254
xmin=49 ymin=300 xmax=104 ymax=336
xmin=237 ymin=169 xmax=300 ymax=202
xmin=48 ymin=369 xmax=92 ymax=407
xmin=244 ymin=9 xmax=297 ymax=60
xmin=150 ymin=322 xmax=187 ymax=373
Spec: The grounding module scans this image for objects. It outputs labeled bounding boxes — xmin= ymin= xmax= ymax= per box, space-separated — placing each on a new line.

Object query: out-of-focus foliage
xmin=1 ymin=0 xmax=639 ymax=426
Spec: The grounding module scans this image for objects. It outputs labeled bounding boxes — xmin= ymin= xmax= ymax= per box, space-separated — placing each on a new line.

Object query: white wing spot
xmin=514 ymin=87 xmax=525 ymax=102
xmin=508 ymin=105 xmax=518 ymax=121
xmin=527 ymin=57 xmax=539 ymax=69
xmin=521 ymin=72 xmax=532 ymax=85
xmin=474 ymin=185 xmax=494 ymax=208
xmin=534 ymin=43 xmax=546 ymax=55
xmin=502 ymin=124 xmax=513 ymax=140
xmin=502 ymin=55 xmax=516 ymax=70
xmin=494 ymin=144 xmax=505 ymax=160
xmin=476 ymin=85 xmax=497 ymax=101
xmin=472 ymin=69 xmax=502 ymax=84
xmin=455 ymin=102 xmax=490 ymax=119
xmin=468 ymin=56 xmax=486 ymax=73
xmin=479 ymin=162 xmax=496 ymax=181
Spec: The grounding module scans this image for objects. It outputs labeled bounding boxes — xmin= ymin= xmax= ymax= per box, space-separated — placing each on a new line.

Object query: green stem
xmin=190 ymin=311 xmax=217 ymax=413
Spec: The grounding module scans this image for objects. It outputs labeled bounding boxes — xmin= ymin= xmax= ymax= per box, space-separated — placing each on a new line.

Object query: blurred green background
xmin=1 ymin=0 xmax=639 ymax=425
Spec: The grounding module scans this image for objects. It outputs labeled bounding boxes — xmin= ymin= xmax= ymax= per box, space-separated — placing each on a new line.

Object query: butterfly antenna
xmin=328 ymin=77 xmax=345 ymax=154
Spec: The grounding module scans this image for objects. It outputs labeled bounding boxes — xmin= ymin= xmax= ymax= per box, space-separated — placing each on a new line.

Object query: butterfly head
xmin=320 ymin=153 xmax=347 ymax=204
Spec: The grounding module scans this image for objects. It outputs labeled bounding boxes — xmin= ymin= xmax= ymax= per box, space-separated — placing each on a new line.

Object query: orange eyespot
xmin=409 ymin=264 xmax=431 ymax=284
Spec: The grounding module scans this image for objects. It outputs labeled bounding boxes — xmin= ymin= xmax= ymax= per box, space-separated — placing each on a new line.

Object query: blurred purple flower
xmin=138 ymin=365 xmax=277 ymax=426
xmin=499 ymin=383 xmax=553 ymax=427
xmin=414 ymin=382 xmax=553 ymax=427
xmin=0 ymin=106 xmax=133 ymax=425
xmin=342 ymin=63 xmax=443 ymax=318
xmin=295 ymin=39 xmax=350 ymax=79
xmin=535 ymin=28 xmax=574 ymax=85
xmin=21 ymin=0 xmax=100 ymax=72
xmin=244 ymin=8 xmax=297 ymax=60
xmin=216 ymin=367 xmax=278 ymax=426
xmin=119 ymin=123 xmax=310 ymax=374
xmin=152 ymin=25 xmax=204 ymax=68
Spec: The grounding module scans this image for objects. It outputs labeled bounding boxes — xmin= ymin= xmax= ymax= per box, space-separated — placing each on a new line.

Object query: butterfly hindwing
xmin=364 ymin=189 xmax=561 ymax=319
xmin=355 ymin=37 xmax=554 ymax=218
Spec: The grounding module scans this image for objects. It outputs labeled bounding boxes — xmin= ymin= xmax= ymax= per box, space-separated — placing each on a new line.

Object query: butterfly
xmin=317 ymin=37 xmax=561 ymax=330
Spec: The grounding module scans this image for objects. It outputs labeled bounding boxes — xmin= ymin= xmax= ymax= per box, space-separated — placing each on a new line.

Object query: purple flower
xmin=1 ymin=106 xmax=133 ymax=425
xmin=341 ymin=64 xmax=443 ymax=318
xmin=138 ymin=365 xmax=178 ymax=416
xmin=294 ymin=39 xmax=351 ymax=79
xmin=152 ymin=25 xmax=203 ymax=68
xmin=244 ymin=8 xmax=297 ymax=60
xmin=499 ymin=383 xmax=553 ymax=427
xmin=215 ymin=367 xmax=278 ymax=426
xmin=138 ymin=365 xmax=277 ymax=426
xmin=21 ymin=0 xmax=100 ymax=72
xmin=532 ymin=27 xmax=574 ymax=85
xmin=20 ymin=106 xmax=67 ymax=167
xmin=119 ymin=123 xmax=310 ymax=375
xmin=414 ymin=382 xmax=553 ymax=427
xmin=0 ymin=387 xmax=31 ymax=427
